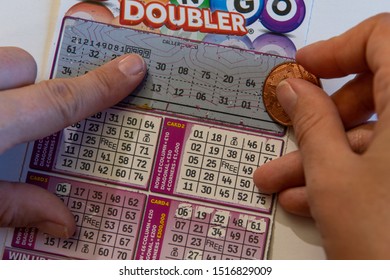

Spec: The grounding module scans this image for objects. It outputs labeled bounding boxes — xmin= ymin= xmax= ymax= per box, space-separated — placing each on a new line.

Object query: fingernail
xmin=35 ymin=222 xmax=72 ymax=239
xmin=118 ymin=54 xmax=146 ymax=76
xmin=276 ymin=80 xmax=297 ymax=117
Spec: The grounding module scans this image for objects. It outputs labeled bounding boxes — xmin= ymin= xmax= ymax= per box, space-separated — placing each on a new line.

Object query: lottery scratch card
xmin=136 ymin=196 xmax=270 ymax=260
xmin=4 ymin=15 xmax=302 ymax=260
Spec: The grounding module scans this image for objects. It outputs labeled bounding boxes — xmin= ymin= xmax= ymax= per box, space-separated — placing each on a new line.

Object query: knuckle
xmin=373 ymin=67 xmax=390 ymax=112
xmin=293 ymin=108 xmax=323 ymax=148
xmin=0 ymin=183 xmax=16 ymax=227
xmin=37 ymin=79 xmax=82 ymax=125
xmin=86 ymin=68 xmax=117 ymax=99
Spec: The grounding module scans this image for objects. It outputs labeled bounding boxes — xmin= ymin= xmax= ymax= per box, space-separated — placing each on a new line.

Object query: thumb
xmin=276 ymin=79 xmax=351 ymax=169
xmin=0 ymin=54 xmax=146 ymax=153
xmin=0 ymin=181 xmax=75 ymax=238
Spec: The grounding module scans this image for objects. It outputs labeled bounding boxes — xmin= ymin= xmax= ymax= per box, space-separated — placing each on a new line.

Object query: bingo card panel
xmin=10 ymin=172 xmax=146 ymax=260
xmin=30 ymin=107 xmax=162 ymax=190
xmin=54 ymin=17 xmax=288 ymax=134
xmin=136 ymin=196 xmax=270 ymax=260
xmin=151 ymin=118 xmax=283 ymax=213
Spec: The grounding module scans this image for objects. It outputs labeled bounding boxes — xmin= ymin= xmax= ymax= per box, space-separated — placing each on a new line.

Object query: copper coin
xmin=262 ymin=62 xmax=321 ymax=126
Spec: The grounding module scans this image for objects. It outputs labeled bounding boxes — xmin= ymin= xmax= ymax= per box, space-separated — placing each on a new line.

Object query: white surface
xmin=0 ymin=0 xmax=388 ymax=260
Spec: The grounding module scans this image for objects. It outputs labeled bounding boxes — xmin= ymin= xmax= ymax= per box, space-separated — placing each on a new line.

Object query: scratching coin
xmin=262 ymin=62 xmax=321 ymax=126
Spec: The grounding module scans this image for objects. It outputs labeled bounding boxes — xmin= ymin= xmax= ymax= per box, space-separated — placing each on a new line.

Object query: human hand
xmin=0 ymin=47 xmax=146 ymax=238
xmin=253 ymin=13 xmax=390 ymax=259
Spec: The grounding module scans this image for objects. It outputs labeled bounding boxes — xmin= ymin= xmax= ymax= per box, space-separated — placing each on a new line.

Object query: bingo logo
xmin=211 ymin=0 xmax=306 ymax=33
xmin=120 ymin=0 xmax=248 ymax=36
xmin=120 ymin=0 xmax=306 ymax=35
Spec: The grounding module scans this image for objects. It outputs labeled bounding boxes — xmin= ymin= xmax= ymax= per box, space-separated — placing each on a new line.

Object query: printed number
xmin=62 ymin=66 xmax=72 ymax=76
xmin=89 ymin=50 xmax=99 ymax=58
xmin=193 ymin=129 xmax=204 ymax=139
xmin=98 ymin=247 xmax=110 ymax=257
xmin=125 ymin=210 xmax=136 ymax=220
xmin=177 ymin=207 xmax=190 ymax=218
xmin=86 ymin=136 xmax=96 ymax=145
xmin=248 ymin=234 xmax=260 ymax=244
xmin=172 ymin=234 xmax=184 ymax=243
xmin=219 ymin=96 xmax=229 ymax=105
xmin=62 ymin=158 xmax=73 ymax=168
xmin=67 ymin=132 xmax=79 ymax=142
xmin=119 ymin=237 xmax=131 ymax=246
xmin=237 ymin=192 xmax=249 ymax=201
xmin=230 ymin=231 xmax=241 ymax=241
xmin=190 ymin=237 xmax=202 ymax=246
xmin=211 ymin=133 xmax=223 ymax=142
xmin=117 ymin=251 xmax=128 ymax=260
xmin=178 ymin=66 xmax=189 ymax=75
xmin=97 ymin=165 xmax=109 ymax=174
xmin=246 ymin=79 xmax=256 ymax=87
xmin=196 ymin=92 xmax=206 ymax=101
xmin=265 ymin=144 xmax=276 ymax=153
xmin=200 ymin=185 xmax=212 ymax=194
xmin=219 ymin=188 xmax=230 ymax=198
xmin=227 ymin=244 xmax=239 ymax=254
xmin=152 ymin=83 xmax=162 ymax=92
xmin=193 ymin=224 xmax=204 ymax=233
xmin=66 ymin=45 xmax=76 ymax=54
xmin=223 ymin=75 xmax=234 ymax=83
xmin=143 ymin=120 xmax=155 ymax=129
xmin=188 ymin=155 xmax=199 ymax=165
xmin=44 ymin=236 xmax=56 ymax=246
xmin=88 ymin=123 xmax=100 ymax=132
xmin=156 ymin=62 xmax=167 ymax=71
xmin=127 ymin=198 xmax=139 ymax=207
xmin=134 ymin=172 xmax=144 ymax=182
xmin=190 ymin=143 xmax=202 ymax=152
xmin=174 ymin=88 xmax=184 ymax=96
xmin=62 ymin=240 xmax=74 ymax=250
xmin=256 ymin=195 xmax=267 ymax=205
xmin=109 ymin=113 xmax=119 ymax=123
xmin=101 ymin=234 xmax=113 ymax=243
xmin=183 ymin=182 xmax=193 ymax=191
xmin=174 ymin=220 xmax=186 ymax=230
xmin=126 ymin=117 xmax=138 ymax=126
xmin=187 ymin=250 xmax=200 ymax=260
xmin=201 ymin=70 xmax=211 ymax=79
xmin=241 ymin=101 xmax=251 ymax=109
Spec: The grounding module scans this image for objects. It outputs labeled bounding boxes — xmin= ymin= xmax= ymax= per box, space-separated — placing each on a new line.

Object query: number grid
xmin=55 ymin=108 xmax=161 ymax=189
xmin=161 ymin=202 xmax=268 ymax=260
xmin=176 ymin=124 xmax=282 ymax=212
xmin=26 ymin=177 xmax=147 ymax=260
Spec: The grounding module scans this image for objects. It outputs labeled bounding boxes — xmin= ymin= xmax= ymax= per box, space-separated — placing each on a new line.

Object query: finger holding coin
xmin=262 ymin=62 xmax=321 ymax=126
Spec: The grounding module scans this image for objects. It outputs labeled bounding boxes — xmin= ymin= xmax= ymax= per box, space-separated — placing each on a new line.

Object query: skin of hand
xmin=0 ymin=47 xmax=146 ymax=238
xmin=253 ymin=13 xmax=390 ymax=259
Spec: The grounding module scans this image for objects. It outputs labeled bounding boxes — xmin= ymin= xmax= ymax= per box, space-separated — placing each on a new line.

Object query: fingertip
xmin=0 ymin=47 xmax=37 ymax=90
xmin=34 ymin=220 xmax=76 ymax=239
xmin=117 ymin=54 xmax=147 ymax=77
xmin=253 ymin=165 xmax=274 ymax=194
xmin=0 ymin=182 xmax=76 ymax=239
xmin=278 ymin=187 xmax=311 ymax=217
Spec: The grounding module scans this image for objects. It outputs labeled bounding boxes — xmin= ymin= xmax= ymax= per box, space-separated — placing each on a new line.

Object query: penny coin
xmin=262 ymin=62 xmax=321 ymax=126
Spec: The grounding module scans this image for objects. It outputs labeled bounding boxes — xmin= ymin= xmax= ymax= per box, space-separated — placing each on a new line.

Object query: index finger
xmin=297 ymin=13 xmax=390 ymax=78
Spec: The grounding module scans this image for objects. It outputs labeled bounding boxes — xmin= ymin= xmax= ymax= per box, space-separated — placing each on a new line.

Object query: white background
xmin=0 ymin=0 xmax=389 ymax=259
